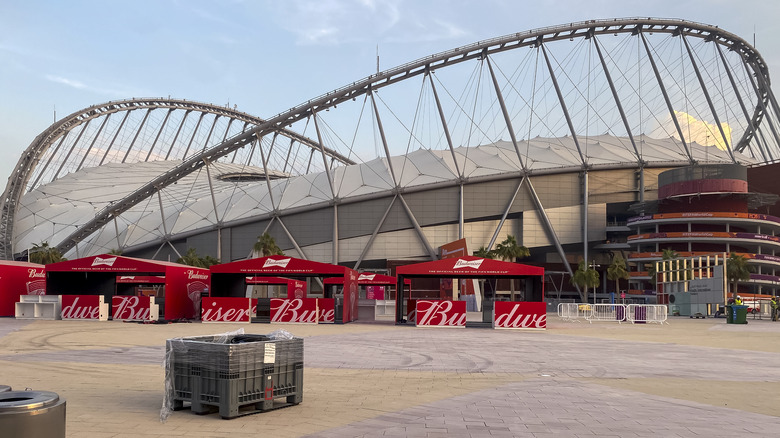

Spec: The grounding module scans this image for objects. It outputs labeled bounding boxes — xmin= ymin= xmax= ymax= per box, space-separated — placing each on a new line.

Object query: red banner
xmin=317 ymin=298 xmax=335 ymax=323
xmin=270 ymin=298 xmax=318 ymax=324
xmin=201 ymin=297 xmax=252 ymax=322
xmin=492 ymin=301 xmax=546 ymax=330
xmin=287 ymin=280 xmax=307 ymax=299
xmin=415 ymin=300 xmax=466 ymax=327
xmin=365 ymin=285 xmax=385 ymax=300
xmin=61 ymin=295 xmax=106 ymax=320
xmin=112 ymin=296 xmax=157 ymax=321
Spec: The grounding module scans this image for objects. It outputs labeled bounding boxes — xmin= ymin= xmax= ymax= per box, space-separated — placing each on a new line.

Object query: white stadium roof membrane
xmin=15 ymin=134 xmax=752 ymax=258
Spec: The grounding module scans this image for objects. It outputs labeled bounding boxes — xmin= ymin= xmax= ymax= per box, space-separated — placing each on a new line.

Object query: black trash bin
xmin=0 ymin=390 xmax=66 ymax=438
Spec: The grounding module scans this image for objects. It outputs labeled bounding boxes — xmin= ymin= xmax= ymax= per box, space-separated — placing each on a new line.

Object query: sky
xmin=2 ymin=0 xmax=780 ymax=185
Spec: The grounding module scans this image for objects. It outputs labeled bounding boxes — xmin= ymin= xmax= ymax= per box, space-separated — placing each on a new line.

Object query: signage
xmin=492 ymin=301 xmax=547 ymax=330
xmin=61 ymin=295 xmax=105 ymax=320
xmin=317 ymin=298 xmax=335 ymax=323
xmin=415 ymin=300 xmax=466 ymax=327
xmin=201 ymin=297 xmax=252 ymax=323
xmin=407 ymin=299 xmax=417 ymax=322
xmin=112 ymin=296 xmax=157 ymax=321
xmin=287 ymin=280 xmax=307 ymax=299
xmin=270 ymin=298 xmax=318 ymax=324
xmin=365 ymin=285 xmax=385 ymax=300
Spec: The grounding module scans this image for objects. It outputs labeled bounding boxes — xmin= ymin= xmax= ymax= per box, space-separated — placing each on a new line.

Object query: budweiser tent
xmin=395 ymin=256 xmax=544 ymax=323
xmin=210 ymin=255 xmax=359 ymax=323
xmin=45 ymin=255 xmax=210 ymax=320
xmin=0 ymin=260 xmax=46 ymax=316
xmin=324 ymin=273 xmax=411 ymax=300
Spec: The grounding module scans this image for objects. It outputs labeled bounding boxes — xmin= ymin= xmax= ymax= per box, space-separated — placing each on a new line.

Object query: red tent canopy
xmin=396 ymin=256 xmax=543 ymax=278
xmin=211 ymin=255 xmax=349 ymax=276
xmin=45 ymin=254 xmax=210 ymax=320
xmin=245 ymin=276 xmax=296 ymax=284
xmin=0 ymin=260 xmax=46 ymax=316
xmin=325 ymin=273 xmax=411 ymax=286
xmin=46 ymin=254 xmax=191 ymax=273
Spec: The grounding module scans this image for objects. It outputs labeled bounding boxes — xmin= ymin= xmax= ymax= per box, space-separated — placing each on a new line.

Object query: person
xmin=771 ymin=296 xmax=779 ymax=322
xmin=735 ymin=295 xmax=743 ymax=305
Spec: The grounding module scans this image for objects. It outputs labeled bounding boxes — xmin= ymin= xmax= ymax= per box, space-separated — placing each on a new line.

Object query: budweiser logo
xmin=358 ymin=273 xmax=376 ymax=281
xmin=61 ymin=296 xmax=101 ymax=319
xmin=453 ymin=259 xmax=483 ymax=269
xmin=416 ymin=300 xmax=466 ymax=326
xmin=494 ymin=304 xmax=547 ymax=329
xmin=113 ymin=296 xmax=153 ymax=321
xmin=92 ymin=256 xmax=117 ymax=267
xmin=271 ymin=299 xmax=318 ymax=323
xmin=186 ymin=269 xmax=209 ymax=280
xmin=263 ymin=258 xmax=291 ymax=268
xmin=28 ymin=268 xmax=45 ymax=278
xmin=201 ymin=299 xmax=251 ymax=322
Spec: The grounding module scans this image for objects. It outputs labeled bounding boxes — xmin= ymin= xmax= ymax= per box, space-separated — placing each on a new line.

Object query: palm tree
xmin=177 ymin=248 xmax=207 ymax=268
xmin=607 ymin=256 xmax=630 ymax=300
xmin=29 ymin=241 xmax=67 ymax=264
xmin=108 ymin=248 xmax=123 ymax=255
xmin=493 ymin=235 xmax=530 ymax=301
xmin=571 ymin=260 xmax=600 ymax=303
xmin=474 ymin=246 xmax=495 ymax=259
xmin=726 ymin=252 xmax=751 ymax=301
xmin=254 ymin=232 xmax=283 ymax=257
xmin=648 ymin=248 xmax=679 ymax=288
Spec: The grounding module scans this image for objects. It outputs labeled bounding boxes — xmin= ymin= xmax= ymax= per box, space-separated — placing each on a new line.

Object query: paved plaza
xmin=1 ymin=315 xmax=779 ymax=437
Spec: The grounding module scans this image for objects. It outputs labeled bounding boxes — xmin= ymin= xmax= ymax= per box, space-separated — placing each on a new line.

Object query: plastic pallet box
xmin=166 ymin=333 xmax=303 ymax=419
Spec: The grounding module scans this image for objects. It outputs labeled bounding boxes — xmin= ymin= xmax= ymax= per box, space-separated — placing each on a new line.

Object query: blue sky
xmin=2 ymin=0 xmax=779 ymax=184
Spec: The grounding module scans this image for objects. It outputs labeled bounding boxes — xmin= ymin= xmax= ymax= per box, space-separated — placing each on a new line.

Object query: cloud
xmin=44 ymin=74 xmax=143 ymax=98
xmin=270 ymin=0 xmax=465 ymax=46
xmin=652 ymin=110 xmax=733 ymax=151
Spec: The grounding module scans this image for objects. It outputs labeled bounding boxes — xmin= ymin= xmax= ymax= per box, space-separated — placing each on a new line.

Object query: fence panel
xmin=586 ymin=304 xmax=626 ymax=323
xmin=626 ymin=304 xmax=668 ymax=324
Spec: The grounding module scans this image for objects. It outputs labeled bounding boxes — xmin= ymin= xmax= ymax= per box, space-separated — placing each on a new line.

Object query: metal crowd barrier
xmin=626 ymin=304 xmax=668 ymax=324
xmin=557 ymin=303 xmax=669 ymax=324
xmin=586 ymin=304 xmax=624 ymax=323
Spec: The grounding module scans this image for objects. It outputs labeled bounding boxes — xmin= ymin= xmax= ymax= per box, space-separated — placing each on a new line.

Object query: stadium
xmin=4 ymin=18 xmax=780 ymax=304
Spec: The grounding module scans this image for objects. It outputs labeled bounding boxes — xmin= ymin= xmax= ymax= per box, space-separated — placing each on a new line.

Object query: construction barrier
xmin=557 ymin=303 xmax=592 ymax=322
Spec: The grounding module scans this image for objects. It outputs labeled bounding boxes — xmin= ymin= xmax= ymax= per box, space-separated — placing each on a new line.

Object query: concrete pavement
xmin=1 ymin=316 xmax=778 ymax=437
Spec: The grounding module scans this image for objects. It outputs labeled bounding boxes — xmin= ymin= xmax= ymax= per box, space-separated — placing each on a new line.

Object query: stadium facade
xmin=4 ymin=18 xmax=780 ymax=302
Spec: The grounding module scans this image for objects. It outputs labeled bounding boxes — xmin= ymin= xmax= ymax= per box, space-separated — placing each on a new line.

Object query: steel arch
xmin=6 ymin=18 xmax=778 ymax=258
xmin=0 ymin=98 xmax=354 ymax=259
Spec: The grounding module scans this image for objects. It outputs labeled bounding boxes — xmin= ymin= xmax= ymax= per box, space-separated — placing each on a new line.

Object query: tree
xmin=571 ymin=260 xmax=600 ymax=303
xmin=176 ymin=248 xmax=220 ymax=268
xmin=726 ymin=252 xmax=751 ymax=301
xmin=607 ymin=256 xmax=630 ymax=299
xmin=474 ymin=246 xmax=495 ymax=259
xmin=648 ymin=248 xmax=679 ymax=288
xmin=493 ymin=235 xmax=530 ymax=301
xmin=254 ymin=232 xmax=284 ymax=257
xmin=29 ymin=241 xmax=67 ymax=264
xmin=108 ymin=248 xmax=123 ymax=255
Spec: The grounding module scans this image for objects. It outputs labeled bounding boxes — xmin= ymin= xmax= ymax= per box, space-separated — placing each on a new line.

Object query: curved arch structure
xmin=6 ymin=17 xmax=780 ymax=291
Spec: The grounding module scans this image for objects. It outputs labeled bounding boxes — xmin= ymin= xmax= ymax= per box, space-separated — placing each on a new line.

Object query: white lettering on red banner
xmin=61 ymin=296 xmax=101 ymax=319
xmin=317 ymin=298 xmax=335 ymax=323
xmin=263 ymin=258 xmax=291 ymax=268
xmin=416 ymin=300 xmax=466 ymax=327
xmin=112 ymin=296 xmax=152 ymax=321
xmin=357 ymin=273 xmax=376 ymax=281
xmin=493 ymin=302 xmax=547 ymax=330
xmin=92 ymin=256 xmax=118 ymax=267
xmin=28 ymin=268 xmax=45 ymax=278
xmin=186 ymin=269 xmax=209 ymax=280
xmin=271 ymin=299 xmax=318 ymax=324
xmin=201 ymin=298 xmax=251 ymax=322
xmin=453 ymin=259 xmax=483 ymax=269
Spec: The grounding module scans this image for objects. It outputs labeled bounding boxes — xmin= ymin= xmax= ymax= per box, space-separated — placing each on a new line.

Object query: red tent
xmin=210 ymin=255 xmax=359 ymax=323
xmin=394 ymin=256 xmax=544 ymax=323
xmin=324 ymin=273 xmax=411 ymax=300
xmin=45 ymin=255 xmax=210 ymax=320
xmin=0 ymin=260 xmax=46 ymax=316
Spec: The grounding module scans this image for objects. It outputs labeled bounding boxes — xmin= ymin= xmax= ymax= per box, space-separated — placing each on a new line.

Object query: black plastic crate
xmin=166 ymin=333 xmax=303 ymax=419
